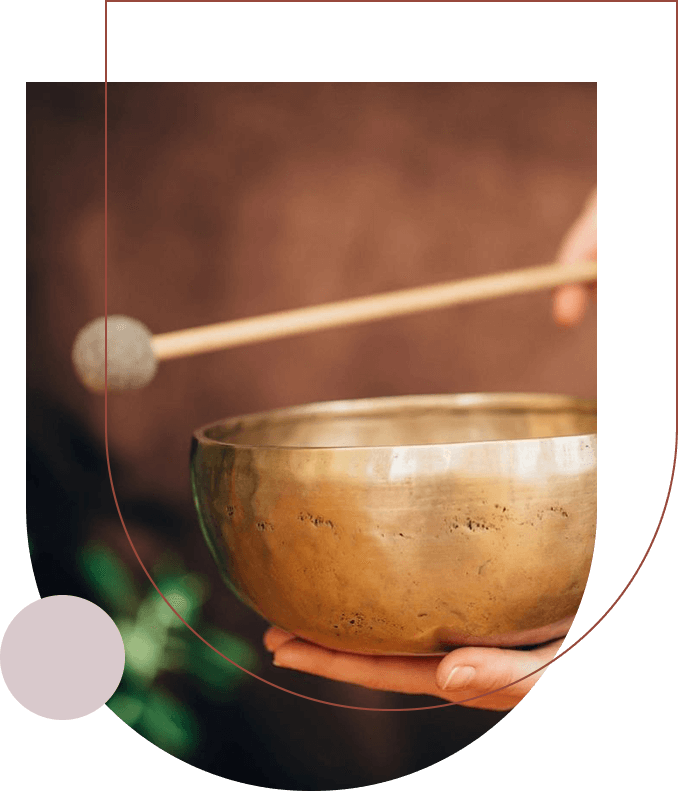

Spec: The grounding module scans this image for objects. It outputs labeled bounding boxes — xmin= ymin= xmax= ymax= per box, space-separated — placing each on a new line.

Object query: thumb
xmin=435 ymin=641 xmax=563 ymax=709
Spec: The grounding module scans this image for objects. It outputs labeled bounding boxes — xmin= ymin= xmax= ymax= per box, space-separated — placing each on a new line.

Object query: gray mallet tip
xmin=72 ymin=315 xmax=158 ymax=392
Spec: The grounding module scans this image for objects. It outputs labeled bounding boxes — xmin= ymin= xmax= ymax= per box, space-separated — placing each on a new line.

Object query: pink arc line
xmin=102 ymin=0 xmax=677 ymax=712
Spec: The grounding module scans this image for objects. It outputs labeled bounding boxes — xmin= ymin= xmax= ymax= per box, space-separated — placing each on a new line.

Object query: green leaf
xmin=144 ymin=573 xmax=208 ymax=629
xmin=118 ymin=619 xmax=166 ymax=682
xmin=189 ymin=628 xmax=258 ymax=694
xmin=107 ymin=692 xmax=144 ymax=726
xmin=78 ymin=543 xmax=139 ymax=615
xmin=137 ymin=688 xmax=199 ymax=758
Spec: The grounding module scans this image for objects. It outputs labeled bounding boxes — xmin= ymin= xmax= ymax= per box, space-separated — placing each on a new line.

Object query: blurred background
xmin=26 ymin=83 xmax=596 ymax=789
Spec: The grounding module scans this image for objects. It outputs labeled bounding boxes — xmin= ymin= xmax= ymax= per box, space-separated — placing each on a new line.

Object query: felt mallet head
xmin=72 ymin=315 xmax=157 ymax=392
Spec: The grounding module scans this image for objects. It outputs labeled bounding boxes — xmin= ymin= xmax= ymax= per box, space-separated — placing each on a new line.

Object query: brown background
xmin=27 ymin=83 xmax=596 ymax=789
xmin=29 ymin=82 xmax=595 ymax=505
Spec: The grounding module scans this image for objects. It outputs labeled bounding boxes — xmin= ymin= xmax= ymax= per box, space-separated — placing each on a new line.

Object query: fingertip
xmin=553 ymin=284 xmax=588 ymax=327
xmin=438 ymin=664 xmax=476 ymax=691
xmin=263 ymin=626 xmax=296 ymax=653
xmin=435 ymin=648 xmax=479 ymax=690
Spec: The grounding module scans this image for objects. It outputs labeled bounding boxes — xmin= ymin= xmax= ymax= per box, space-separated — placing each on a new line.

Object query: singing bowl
xmin=190 ymin=393 xmax=596 ymax=655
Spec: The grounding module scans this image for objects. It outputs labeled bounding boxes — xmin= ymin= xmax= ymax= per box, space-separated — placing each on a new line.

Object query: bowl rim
xmin=192 ymin=392 xmax=597 ymax=452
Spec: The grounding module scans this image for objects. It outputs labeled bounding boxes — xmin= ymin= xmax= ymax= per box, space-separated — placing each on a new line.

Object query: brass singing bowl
xmin=190 ymin=393 xmax=596 ymax=655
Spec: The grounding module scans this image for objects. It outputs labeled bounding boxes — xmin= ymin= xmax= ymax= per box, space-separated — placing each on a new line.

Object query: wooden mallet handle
xmin=151 ymin=260 xmax=597 ymax=361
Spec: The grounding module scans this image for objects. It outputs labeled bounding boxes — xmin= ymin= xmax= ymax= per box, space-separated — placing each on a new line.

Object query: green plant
xmin=78 ymin=542 xmax=258 ymax=758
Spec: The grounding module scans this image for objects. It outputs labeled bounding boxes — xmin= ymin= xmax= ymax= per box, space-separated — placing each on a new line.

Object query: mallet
xmin=72 ymin=260 xmax=596 ymax=392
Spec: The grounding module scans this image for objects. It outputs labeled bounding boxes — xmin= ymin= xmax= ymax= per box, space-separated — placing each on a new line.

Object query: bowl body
xmin=190 ymin=394 xmax=596 ymax=655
